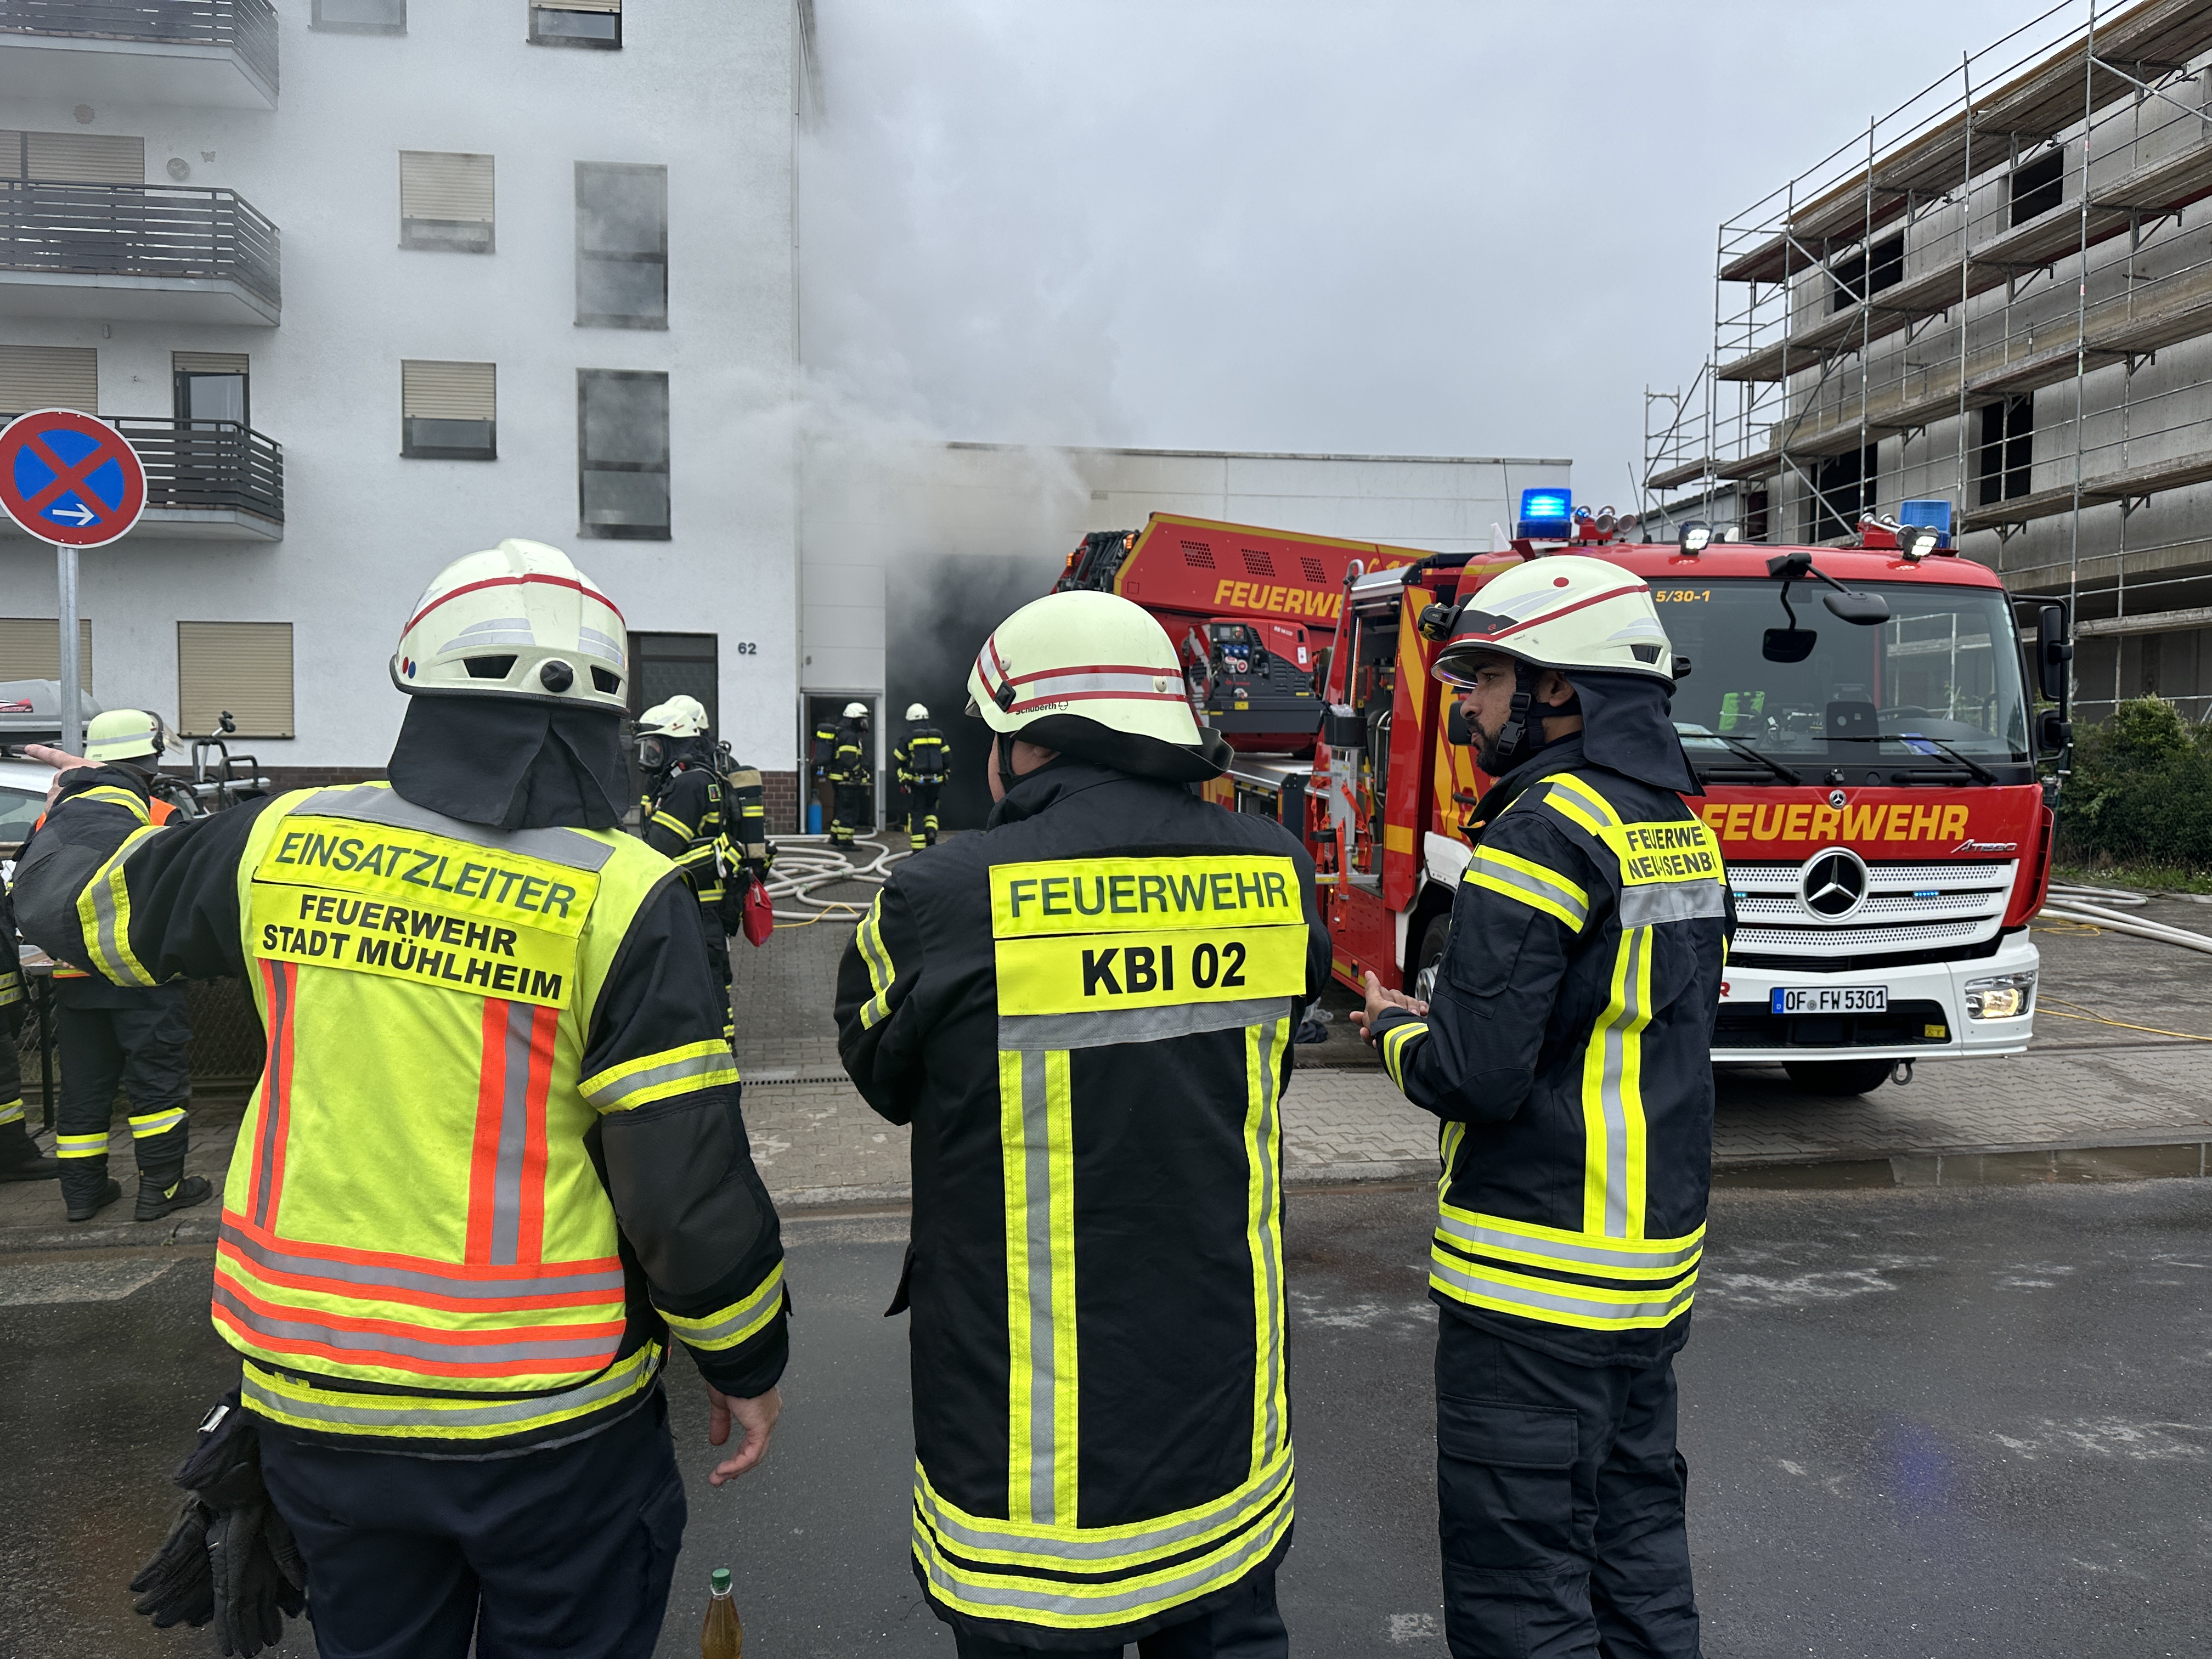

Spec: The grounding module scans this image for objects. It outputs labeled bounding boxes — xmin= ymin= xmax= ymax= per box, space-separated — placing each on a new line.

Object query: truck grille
xmin=1726 ymin=859 xmax=2017 ymax=962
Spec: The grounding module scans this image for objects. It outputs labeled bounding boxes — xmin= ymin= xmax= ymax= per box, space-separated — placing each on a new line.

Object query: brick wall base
xmin=762 ymin=770 xmax=801 ymax=835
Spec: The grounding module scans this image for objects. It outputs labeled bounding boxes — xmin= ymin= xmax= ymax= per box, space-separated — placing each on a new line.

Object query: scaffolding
xmin=1644 ymin=0 xmax=2212 ymax=721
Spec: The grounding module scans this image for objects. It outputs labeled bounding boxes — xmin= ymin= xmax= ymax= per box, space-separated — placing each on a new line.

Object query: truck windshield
xmin=1660 ymin=578 xmax=2030 ymax=764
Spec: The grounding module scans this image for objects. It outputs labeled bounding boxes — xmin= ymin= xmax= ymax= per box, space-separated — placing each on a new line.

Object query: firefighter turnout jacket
xmin=1368 ymin=735 xmax=1729 ymax=1367
xmin=836 ymin=757 xmax=1330 ymax=1647
xmin=892 ymin=723 xmax=946 ymax=787
xmin=14 ymin=772 xmax=790 ymax=1452
xmin=644 ymin=763 xmax=727 ymax=914
xmin=826 ymin=719 xmax=868 ymax=785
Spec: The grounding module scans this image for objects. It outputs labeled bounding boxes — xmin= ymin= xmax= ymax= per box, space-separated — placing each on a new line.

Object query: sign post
xmin=0 ymin=409 xmax=148 ymax=755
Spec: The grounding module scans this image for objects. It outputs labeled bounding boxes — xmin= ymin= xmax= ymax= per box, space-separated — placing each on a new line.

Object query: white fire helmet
xmin=966 ymin=590 xmax=1223 ymax=780
xmin=905 ymin=703 xmax=930 ymax=721
xmin=1433 ymin=554 xmax=1675 ymax=687
xmin=637 ymin=695 xmax=709 ymax=738
xmin=391 ymin=539 xmax=628 ymax=710
xmin=84 ymin=707 xmax=171 ymax=764
xmin=842 ymin=702 xmax=869 ymax=720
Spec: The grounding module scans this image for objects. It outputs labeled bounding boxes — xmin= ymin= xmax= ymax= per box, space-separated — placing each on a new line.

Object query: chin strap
xmin=1481 ymin=664 xmax=1581 ymax=775
xmin=995 ymin=733 xmax=1022 ymax=797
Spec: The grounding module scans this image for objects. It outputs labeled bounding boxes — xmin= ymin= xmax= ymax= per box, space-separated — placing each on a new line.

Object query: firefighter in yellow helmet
xmin=16 ymin=539 xmax=789 ymax=1657
xmin=1350 ymin=554 xmax=1728 ymax=1659
xmin=891 ymin=701 xmax=947 ymax=851
xmin=836 ymin=589 xmax=1330 ymax=1657
xmin=824 ymin=700 xmax=872 ymax=848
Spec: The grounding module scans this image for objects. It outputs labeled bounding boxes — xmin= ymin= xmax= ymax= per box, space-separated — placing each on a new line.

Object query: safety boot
xmin=135 ymin=1172 xmax=213 ymax=1222
xmin=0 ymin=1118 xmax=58 ymax=1181
xmin=61 ymin=1167 xmax=122 ymax=1222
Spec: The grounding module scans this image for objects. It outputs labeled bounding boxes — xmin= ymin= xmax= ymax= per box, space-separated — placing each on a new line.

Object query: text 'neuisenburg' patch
xmin=1597 ymin=821 xmax=1724 ymax=886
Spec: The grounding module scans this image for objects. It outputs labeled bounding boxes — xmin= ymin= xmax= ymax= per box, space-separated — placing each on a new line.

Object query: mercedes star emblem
xmin=1828 ymin=788 xmax=1847 ymax=808
xmin=1800 ymin=848 xmax=1869 ymax=919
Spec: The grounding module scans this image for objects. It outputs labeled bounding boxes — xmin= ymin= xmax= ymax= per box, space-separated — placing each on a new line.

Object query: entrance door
xmin=804 ymin=693 xmax=877 ymax=833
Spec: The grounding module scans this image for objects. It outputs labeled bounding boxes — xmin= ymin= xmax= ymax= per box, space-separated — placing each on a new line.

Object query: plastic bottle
xmin=701 ymin=1566 xmax=743 ymax=1657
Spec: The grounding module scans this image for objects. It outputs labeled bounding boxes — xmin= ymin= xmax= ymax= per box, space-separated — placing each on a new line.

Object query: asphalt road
xmin=3 ymin=1181 xmax=2208 ymax=1658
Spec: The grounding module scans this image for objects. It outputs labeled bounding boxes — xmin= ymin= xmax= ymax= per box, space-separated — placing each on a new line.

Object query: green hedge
xmin=2056 ymin=697 xmax=2212 ymax=866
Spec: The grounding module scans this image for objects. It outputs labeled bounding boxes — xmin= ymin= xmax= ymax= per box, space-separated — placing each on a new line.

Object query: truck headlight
xmin=1964 ymin=970 xmax=2036 ymax=1020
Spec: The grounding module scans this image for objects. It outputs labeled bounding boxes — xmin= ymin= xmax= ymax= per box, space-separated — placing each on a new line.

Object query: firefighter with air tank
xmin=1352 ymin=555 xmax=1728 ymax=1659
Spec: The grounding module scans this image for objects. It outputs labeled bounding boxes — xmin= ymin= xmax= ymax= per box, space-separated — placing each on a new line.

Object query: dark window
xmin=531 ymin=1 xmax=620 ymax=48
xmin=1744 ymin=489 xmax=1770 ymax=543
xmin=173 ymin=353 xmax=247 ymax=428
xmin=313 ymin=0 xmax=405 ymax=33
xmin=402 ymin=359 xmax=496 ymax=461
xmin=575 ymin=163 xmax=667 ymax=329
xmin=578 ymin=369 xmax=668 ymax=539
xmin=1830 ymin=233 xmax=1904 ymax=314
xmin=2010 ymin=151 xmax=2065 ymax=227
xmin=627 ymin=631 xmax=716 ymax=734
xmin=1804 ymin=444 xmax=1878 ymax=542
xmin=1976 ymin=396 xmax=2034 ymax=504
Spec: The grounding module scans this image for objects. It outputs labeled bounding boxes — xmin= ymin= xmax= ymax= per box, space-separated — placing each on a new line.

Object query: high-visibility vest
xmin=192 ymin=782 xmax=698 ymax=1445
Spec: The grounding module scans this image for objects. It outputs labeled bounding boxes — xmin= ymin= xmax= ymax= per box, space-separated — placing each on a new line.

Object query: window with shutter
xmin=178 ymin=622 xmax=292 ymax=738
xmin=0 ymin=131 xmax=144 ymax=184
xmin=575 ymin=162 xmax=666 ymax=329
xmin=0 ymin=619 xmax=93 ymax=691
xmin=173 ymin=352 xmax=250 ymax=428
xmin=400 ymin=151 xmax=495 ymax=253
xmin=313 ymin=0 xmax=405 ymax=32
xmin=401 ymin=360 xmax=496 ymax=460
xmin=0 ymin=345 xmax=98 ymax=415
xmin=531 ymin=0 xmax=620 ymax=49
xmin=577 ymin=369 xmax=668 ymax=539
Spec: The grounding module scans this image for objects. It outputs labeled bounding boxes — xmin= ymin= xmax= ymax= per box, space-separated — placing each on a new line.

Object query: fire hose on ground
xmin=2038 ymin=883 xmax=2212 ymax=957
xmin=755 ymin=834 xmax=909 ymax=926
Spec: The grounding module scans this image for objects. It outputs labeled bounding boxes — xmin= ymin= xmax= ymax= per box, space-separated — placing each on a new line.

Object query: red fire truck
xmin=1059 ymin=509 xmax=2069 ymax=1097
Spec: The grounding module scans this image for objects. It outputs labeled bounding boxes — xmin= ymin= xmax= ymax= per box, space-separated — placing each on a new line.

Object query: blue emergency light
xmin=1517 ymin=488 xmax=1572 ymax=540
xmin=1898 ymin=498 xmax=1953 ymax=549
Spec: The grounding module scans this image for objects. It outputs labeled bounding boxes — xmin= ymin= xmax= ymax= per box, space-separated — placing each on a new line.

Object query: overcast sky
xmin=801 ymin=1 xmax=2035 ymax=509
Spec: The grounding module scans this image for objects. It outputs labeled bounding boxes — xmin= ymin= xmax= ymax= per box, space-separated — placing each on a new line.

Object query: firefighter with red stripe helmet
xmin=836 ymin=589 xmax=1329 ymax=1655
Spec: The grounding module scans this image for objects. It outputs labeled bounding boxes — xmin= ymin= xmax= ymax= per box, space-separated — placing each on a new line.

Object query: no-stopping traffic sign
xmin=0 ymin=408 xmax=147 ymax=547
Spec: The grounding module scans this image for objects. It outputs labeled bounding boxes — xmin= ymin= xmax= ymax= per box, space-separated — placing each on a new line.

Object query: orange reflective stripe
xmin=467 ymin=1001 xmax=560 ymax=1267
xmin=247 ymin=958 xmax=298 ymax=1229
xmin=217 ymin=1216 xmax=623 ymax=1315
xmin=210 ymin=1276 xmax=623 ymax=1380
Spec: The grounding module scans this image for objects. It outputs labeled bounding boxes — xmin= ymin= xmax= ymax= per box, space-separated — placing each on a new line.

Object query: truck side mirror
xmin=2037 ymin=603 xmax=2073 ymax=702
xmin=2036 ymin=709 xmax=2072 ymax=755
xmin=1446 ymin=702 xmax=1472 ymax=746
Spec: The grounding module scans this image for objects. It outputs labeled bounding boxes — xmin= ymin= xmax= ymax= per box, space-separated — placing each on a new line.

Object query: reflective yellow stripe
xmin=912 ymin=1450 xmax=1294 ymax=1628
xmin=239 ymin=1346 xmax=663 ymax=1442
xmin=1464 ymin=846 xmax=1588 ymax=930
xmin=76 ymin=823 xmax=165 ymax=988
xmin=652 ymin=811 xmax=692 ymax=838
xmin=1580 ymin=925 xmax=1654 ymax=1240
xmin=0 ymin=1098 xmax=21 ymax=1126
xmin=72 ymin=785 xmax=153 ymax=826
xmin=659 ymin=1261 xmax=785 ymax=1351
xmin=1380 ymin=1019 xmax=1428 ymax=1090
xmin=579 ymin=1041 xmax=737 ymax=1113
xmin=1436 ymin=1203 xmax=1703 ymax=1278
xmin=1244 ymin=1019 xmax=1289 ymax=1476
xmin=1428 ymin=1244 xmax=1696 ymax=1330
xmin=0 ymin=975 xmax=24 ymax=1007
xmin=57 ymin=1132 xmax=108 ymax=1158
xmin=1539 ymin=773 xmax=1622 ymax=832
xmin=127 ymin=1107 xmax=187 ymax=1138
xmin=855 ymin=895 xmax=895 ymax=1030
xmin=1001 ymin=1047 xmax=1077 ymax=1524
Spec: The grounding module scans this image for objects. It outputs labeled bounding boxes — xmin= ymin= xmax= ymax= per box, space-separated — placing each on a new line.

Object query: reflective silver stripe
xmin=1020 ymin=1048 xmax=1058 ymax=1525
xmin=1251 ymin=1018 xmax=1285 ymax=1466
xmin=662 ymin=1262 xmax=786 ymax=1346
xmin=296 ymin=785 xmax=616 ymax=872
xmin=1435 ymin=1211 xmax=1703 ymax=1272
xmin=241 ymin=1348 xmax=661 ymax=1431
xmin=997 ymin=997 xmax=1283 ymax=1053
xmin=916 ymin=1452 xmax=1294 ymax=1566
xmin=214 ymin=1284 xmax=618 ymax=1365
xmin=1430 ymin=1252 xmax=1697 ymax=1321
xmin=916 ymin=1487 xmax=1293 ymax=1619
xmin=219 ymin=1221 xmax=625 ymax=1301
xmin=490 ymin=1000 xmax=535 ymax=1267
xmin=88 ymin=834 xmax=160 ymax=988
xmin=128 ymin=1108 xmax=188 ymax=1137
xmin=582 ymin=1047 xmax=733 ymax=1109
xmin=253 ymin=962 xmax=289 ymax=1228
xmin=1598 ymin=928 xmax=1645 ymax=1239
xmin=1466 ymin=853 xmax=1589 ymax=926
xmin=1618 ymin=882 xmax=1728 ymax=925
xmin=856 ymin=902 xmax=895 ymax=1029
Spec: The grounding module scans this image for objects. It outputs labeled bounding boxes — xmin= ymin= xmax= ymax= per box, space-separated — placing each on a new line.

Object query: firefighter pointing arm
xmin=1351 ymin=556 xmax=1729 ymax=1659
xmin=15 ymin=540 xmax=790 ymax=1658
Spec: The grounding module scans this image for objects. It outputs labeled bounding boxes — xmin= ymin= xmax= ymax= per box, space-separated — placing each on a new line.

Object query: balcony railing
xmin=119 ymin=417 xmax=283 ymax=524
xmin=0 ymin=179 xmax=280 ymax=312
xmin=0 ymin=0 xmax=277 ymax=95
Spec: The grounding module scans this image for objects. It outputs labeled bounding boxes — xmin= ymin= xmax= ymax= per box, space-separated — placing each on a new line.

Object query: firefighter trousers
xmin=904 ymin=780 xmax=941 ymax=849
xmin=831 ymin=780 xmax=870 ymax=845
xmin=1435 ymin=1310 xmax=1700 ymax=1659
xmin=704 ymin=921 xmax=733 ymax=1047
xmin=950 ymin=1567 xmax=1286 ymax=1658
xmin=53 ymin=980 xmax=191 ymax=1185
xmin=258 ymin=1386 xmax=686 ymax=1659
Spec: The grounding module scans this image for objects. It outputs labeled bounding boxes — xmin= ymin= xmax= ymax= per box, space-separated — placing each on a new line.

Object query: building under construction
xmin=1645 ymin=0 xmax=2212 ymax=721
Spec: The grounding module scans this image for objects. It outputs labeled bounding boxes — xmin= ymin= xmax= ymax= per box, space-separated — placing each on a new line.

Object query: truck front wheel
xmin=1782 ymin=1059 xmax=1893 ymax=1097
xmin=1412 ymin=915 xmax=1451 ymax=1002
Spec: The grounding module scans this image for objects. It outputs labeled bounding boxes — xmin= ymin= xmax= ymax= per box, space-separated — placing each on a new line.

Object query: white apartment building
xmin=0 ymin=0 xmax=808 ymax=812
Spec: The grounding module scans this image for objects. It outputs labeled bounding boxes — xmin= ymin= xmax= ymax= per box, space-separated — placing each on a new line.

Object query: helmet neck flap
xmin=388 ymin=693 xmax=631 ymax=831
